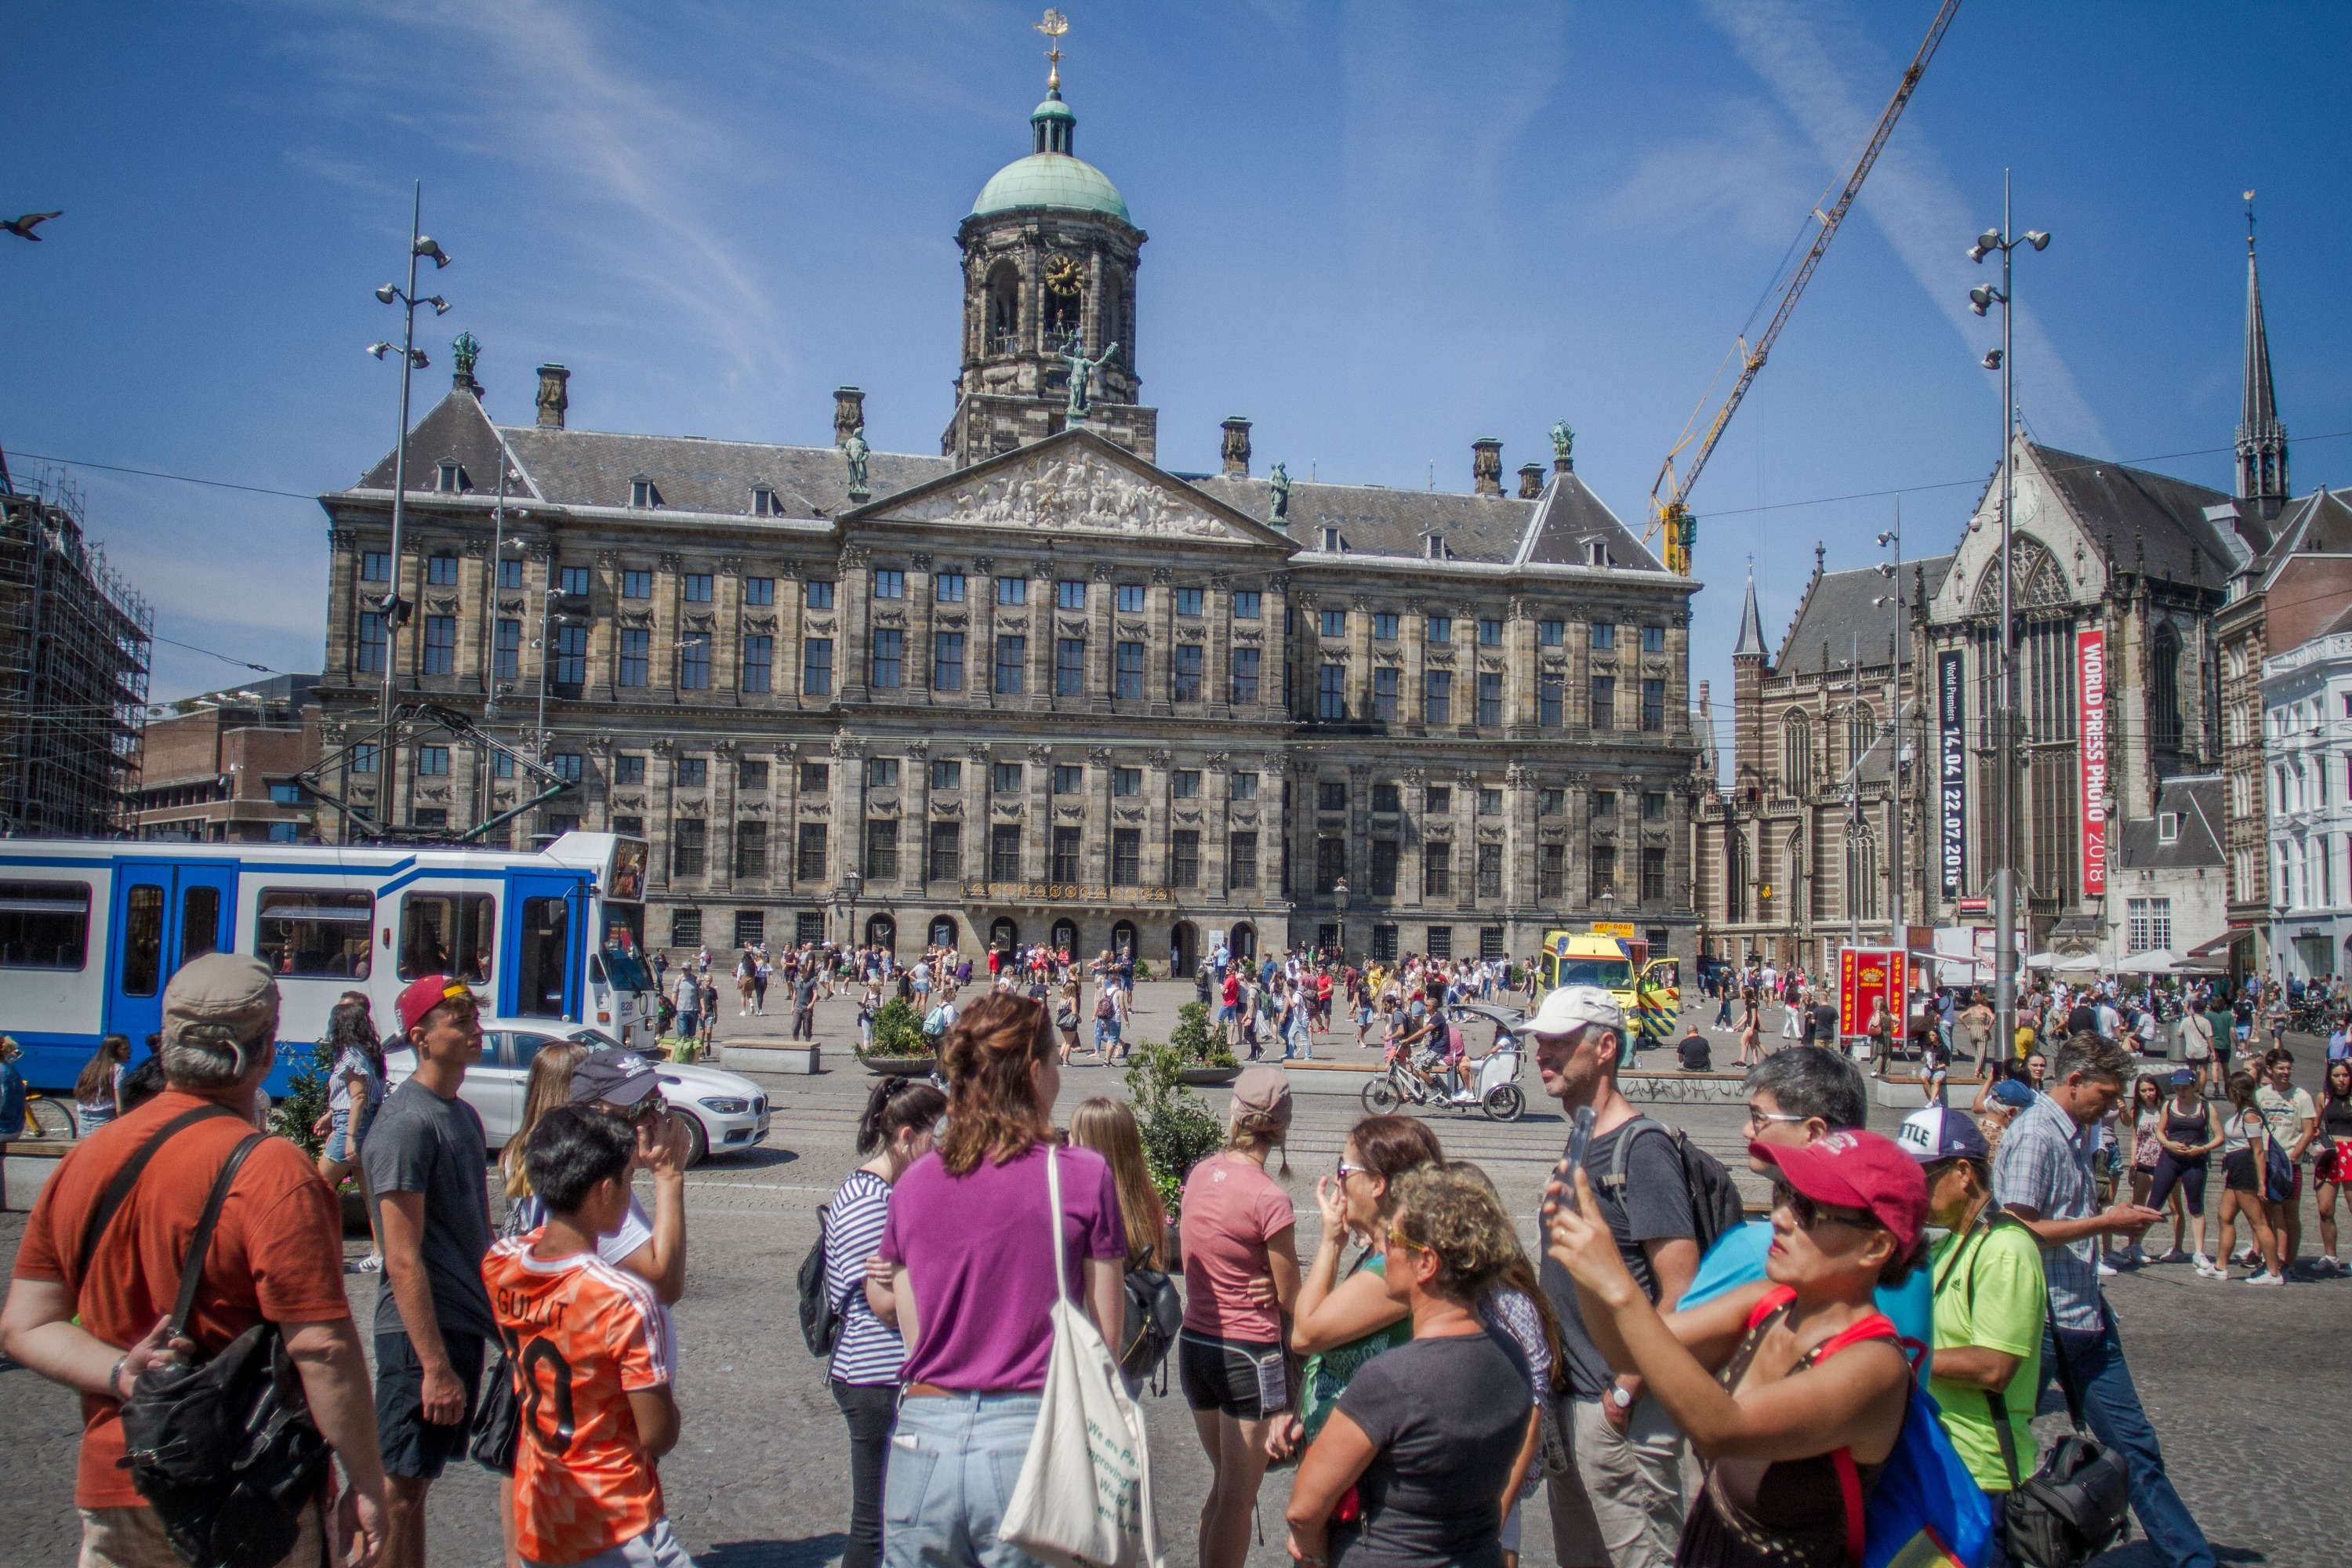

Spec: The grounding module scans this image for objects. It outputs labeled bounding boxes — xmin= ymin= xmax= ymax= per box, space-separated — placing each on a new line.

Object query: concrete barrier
xmin=724 ymin=1044 xmax=822 ymax=1075
xmin=1620 ymin=1073 xmax=1751 ymax=1105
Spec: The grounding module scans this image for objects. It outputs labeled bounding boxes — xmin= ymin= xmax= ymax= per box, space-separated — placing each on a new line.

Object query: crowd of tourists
xmin=8 ymin=934 xmax=2325 ymax=1568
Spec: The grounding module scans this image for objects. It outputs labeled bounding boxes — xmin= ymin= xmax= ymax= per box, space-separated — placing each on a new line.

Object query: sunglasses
xmin=1335 ymin=1157 xmax=1370 ymax=1181
xmin=1771 ymin=1183 xmax=1877 ymax=1232
xmin=1381 ymin=1224 xmax=1428 ymax=1254
xmin=1743 ymin=1105 xmax=1810 ymax=1134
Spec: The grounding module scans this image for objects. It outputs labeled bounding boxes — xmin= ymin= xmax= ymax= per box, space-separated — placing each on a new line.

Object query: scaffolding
xmin=0 ymin=451 xmax=153 ymax=837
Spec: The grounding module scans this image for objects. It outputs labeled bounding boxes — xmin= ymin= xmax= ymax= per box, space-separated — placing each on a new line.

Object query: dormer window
xmin=1323 ymin=526 xmax=1345 ymax=553
xmin=1586 ymin=539 xmax=1609 ymax=568
xmin=435 ymin=460 xmax=465 ymax=494
xmin=752 ymin=485 xmax=779 ymax=517
xmin=2158 ymin=812 xmax=2180 ymax=844
xmin=630 ymin=477 xmax=662 ymax=509
xmin=1423 ymin=533 xmax=1444 ymax=561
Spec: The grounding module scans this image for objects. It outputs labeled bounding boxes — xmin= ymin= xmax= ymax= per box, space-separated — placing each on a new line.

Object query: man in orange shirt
xmin=487 ymin=1104 xmax=688 ymax=1567
xmin=1 ymin=954 xmax=387 ymax=1568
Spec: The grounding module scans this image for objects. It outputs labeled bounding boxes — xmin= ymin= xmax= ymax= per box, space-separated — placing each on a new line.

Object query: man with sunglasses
xmin=367 ymin=975 xmax=492 ymax=1568
xmin=1676 ymin=1047 xmax=1934 ymax=1376
xmin=1530 ymin=985 xmax=1697 ymax=1568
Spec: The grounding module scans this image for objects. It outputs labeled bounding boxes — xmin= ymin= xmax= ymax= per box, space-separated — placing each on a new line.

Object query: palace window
xmin=1370 ymin=838 xmax=1399 ymax=896
xmin=1057 ymin=579 xmax=1086 ymax=610
xmin=1175 ymin=587 xmax=1203 ymax=617
xmin=675 ymin=757 xmax=707 ymax=787
xmin=1117 ymin=583 xmax=1146 ymax=612
xmin=807 ymin=579 xmax=835 ymax=609
xmin=1230 ymin=647 xmax=1261 ymax=705
xmin=871 ymin=569 xmax=904 ymax=600
xmin=427 ymin=553 xmax=459 ymax=586
xmin=1173 ymin=644 xmax=1203 ymax=702
xmin=869 ymin=627 xmax=903 ymax=689
xmin=1172 ymin=831 xmax=1200 ymax=888
xmin=1317 ymin=662 xmax=1346 ymax=719
xmin=933 ymin=631 xmax=965 ymax=691
xmin=1058 ymin=638 xmax=1087 ymax=696
xmin=683 ymin=573 xmax=713 ymax=603
xmin=1112 ymin=829 xmax=1142 ymax=885
xmin=495 ymin=619 xmax=521 ymax=681
xmin=1054 ymin=764 xmax=1083 ymax=794
xmin=678 ymin=631 xmax=711 ymax=689
xmin=935 ymin=572 xmax=965 ymax=604
xmin=1477 ymin=843 xmax=1502 ymax=898
xmin=869 ymin=758 xmax=899 ymax=789
xmin=991 ymin=825 xmax=1022 ymax=880
xmin=1642 ymin=678 xmax=1666 ymax=731
xmin=1477 ymin=672 xmax=1502 ymax=726
xmin=622 ymin=571 xmax=652 ymax=600
xmin=748 ymin=575 xmax=778 ymax=605
xmin=616 ymin=754 xmax=646 ymax=786
xmin=1479 ymin=618 xmax=1502 ymax=647
xmin=1051 ymin=826 xmax=1082 ymax=882
xmin=1590 ymin=674 xmax=1615 ymax=730
xmin=1423 ymin=670 xmax=1451 ymax=725
xmin=802 ymin=637 xmax=833 ymax=695
xmin=1423 ymin=842 xmax=1451 ymax=898
xmin=1231 ymin=771 xmax=1258 ymax=801
xmin=619 ymin=630 xmax=650 ymax=688
xmin=671 ymin=820 xmax=706 ymax=877
xmin=1229 ymin=832 xmax=1259 ymax=890
xmin=1232 ymin=590 xmax=1261 ymax=619
xmin=423 ymin=615 xmax=456 ymax=675
xmin=995 ymin=634 xmax=1026 ymax=694
xmin=797 ymin=822 xmax=827 ymax=880
xmin=741 ymin=635 xmax=772 ymax=692
xmin=929 ymin=822 xmax=961 ymax=881
xmin=1115 ymin=641 xmax=1144 ymax=700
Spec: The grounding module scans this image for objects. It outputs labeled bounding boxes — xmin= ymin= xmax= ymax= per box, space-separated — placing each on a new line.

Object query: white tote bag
xmin=1000 ymin=1145 xmax=1166 ymax=1568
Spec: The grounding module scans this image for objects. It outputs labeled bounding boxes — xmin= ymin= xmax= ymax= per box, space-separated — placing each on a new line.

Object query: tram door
xmin=103 ymin=858 xmax=240 ymax=1045
xmin=503 ymin=873 xmax=584 ymax=1022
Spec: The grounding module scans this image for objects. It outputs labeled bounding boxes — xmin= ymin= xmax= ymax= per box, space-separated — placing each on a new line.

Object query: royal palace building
xmin=310 ymin=69 xmax=1704 ymax=967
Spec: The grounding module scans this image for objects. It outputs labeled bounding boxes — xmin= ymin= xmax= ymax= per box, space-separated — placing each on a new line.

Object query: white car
xmin=384 ymin=1019 xmax=771 ymax=1166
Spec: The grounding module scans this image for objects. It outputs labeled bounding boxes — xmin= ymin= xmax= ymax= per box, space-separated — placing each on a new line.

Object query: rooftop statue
xmin=841 ymin=423 xmax=870 ymax=496
xmin=1061 ymin=333 xmax=1119 ymax=423
xmin=1548 ymin=419 xmax=1574 ymax=466
xmin=1269 ymin=462 xmax=1291 ymax=521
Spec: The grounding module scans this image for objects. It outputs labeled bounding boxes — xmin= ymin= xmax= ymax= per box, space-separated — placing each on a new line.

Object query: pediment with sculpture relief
xmin=850 ymin=427 xmax=1292 ymax=550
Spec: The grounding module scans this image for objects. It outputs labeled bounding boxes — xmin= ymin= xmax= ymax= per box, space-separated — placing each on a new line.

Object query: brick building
xmin=129 ymin=675 xmax=322 ymax=843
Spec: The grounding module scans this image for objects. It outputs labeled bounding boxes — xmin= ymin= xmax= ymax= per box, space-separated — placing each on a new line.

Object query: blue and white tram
xmin=0 ymin=831 xmax=656 ymax=1092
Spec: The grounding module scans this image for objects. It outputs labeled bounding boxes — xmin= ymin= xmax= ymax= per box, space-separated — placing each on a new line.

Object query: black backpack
xmin=89 ymin=1112 xmax=333 ymax=1568
xmin=1116 ymin=1264 xmax=1184 ymax=1385
xmin=1602 ymin=1116 xmax=1748 ymax=1255
xmin=798 ymin=1206 xmax=846 ymax=1357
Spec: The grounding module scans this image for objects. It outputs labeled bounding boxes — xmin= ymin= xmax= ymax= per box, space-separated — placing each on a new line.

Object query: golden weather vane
xmin=1036 ymin=8 xmax=1068 ymax=92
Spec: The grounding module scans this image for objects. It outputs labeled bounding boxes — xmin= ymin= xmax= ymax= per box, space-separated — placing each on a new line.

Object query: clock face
xmin=1044 ymin=255 xmax=1083 ymax=296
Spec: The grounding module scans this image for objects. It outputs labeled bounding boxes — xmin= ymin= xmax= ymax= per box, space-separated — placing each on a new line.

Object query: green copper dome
xmin=968 ymin=89 xmax=1130 ymax=223
xmin=971 ymin=154 xmax=1129 ymax=222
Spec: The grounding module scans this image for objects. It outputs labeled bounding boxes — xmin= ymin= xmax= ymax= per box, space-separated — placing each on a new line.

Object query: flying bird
xmin=4 ymin=211 xmax=63 ymax=241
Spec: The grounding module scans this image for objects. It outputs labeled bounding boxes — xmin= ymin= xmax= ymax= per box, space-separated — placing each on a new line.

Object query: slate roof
xmin=1773 ymin=555 xmax=1955 ymax=677
xmin=2026 ymin=443 xmax=2235 ymax=583
xmin=349 ymin=390 xmax=953 ymax=518
xmin=340 ymin=393 xmax=1669 ymax=573
xmin=2114 ymin=775 xmax=2224 ymax=873
xmin=2255 ymin=487 xmax=2352 ymax=572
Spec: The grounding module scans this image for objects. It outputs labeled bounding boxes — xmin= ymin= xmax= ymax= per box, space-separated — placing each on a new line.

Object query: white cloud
xmin=1699 ymin=0 xmax=2111 ymax=456
xmin=1604 ymin=97 xmax=1817 ymax=245
xmin=276 ymin=0 xmax=784 ymax=383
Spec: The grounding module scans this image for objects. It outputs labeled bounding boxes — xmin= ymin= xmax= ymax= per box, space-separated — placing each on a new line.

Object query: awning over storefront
xmin=2185 ymin=927 xmax=2255 ymax=959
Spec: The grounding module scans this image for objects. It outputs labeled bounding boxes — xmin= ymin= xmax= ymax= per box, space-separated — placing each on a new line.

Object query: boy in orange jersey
xmin=485 ymin=1105 xmax=689 ymax=1568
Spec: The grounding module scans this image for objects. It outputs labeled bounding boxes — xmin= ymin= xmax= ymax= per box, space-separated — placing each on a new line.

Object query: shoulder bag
xmin=1971 ymin=1257 xmax=2129 ymax=1566
xmin=117 ymin=1131 xmax=335 ymax=1568
xmin=999 ymin=1145 xmax=1166 ymax=1568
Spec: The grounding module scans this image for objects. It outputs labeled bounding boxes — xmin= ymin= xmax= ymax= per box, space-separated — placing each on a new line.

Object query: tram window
xmin=180 ymin=885 xmax=221 ymax=967
xmin=0 ymin=881 xmax=91 ymax=969
xmin=399 ymin=892 xmax=495 ymax=982
xmin=256 ymin=889 xmax=374 ymax=978
xmin=122 ymin=885 xmax=165 ymax=996
xmin=517 ymin=895 xmax=571 ymax=1018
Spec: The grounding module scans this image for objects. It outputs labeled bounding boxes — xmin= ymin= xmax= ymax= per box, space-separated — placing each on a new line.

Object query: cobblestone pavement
xmin=3 ymin=982 xmax=2338 ymax=1565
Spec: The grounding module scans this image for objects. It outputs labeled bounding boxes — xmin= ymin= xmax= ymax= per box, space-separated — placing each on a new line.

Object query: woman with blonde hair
xmin=1179 ymin=1066 xmax=1301 ymax=1568
xmin=1286 ymin=1163 xmax=1542 ymax=1568
xmin=1068 ymin=1095 xmax=1167 ymax=1272
xmin=869 ymin=992 xmax=1127 ymax=1568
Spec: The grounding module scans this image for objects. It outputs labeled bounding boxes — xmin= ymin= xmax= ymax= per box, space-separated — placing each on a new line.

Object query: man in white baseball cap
xmin=1530 ymin=985 xmax=1697 ymax=1568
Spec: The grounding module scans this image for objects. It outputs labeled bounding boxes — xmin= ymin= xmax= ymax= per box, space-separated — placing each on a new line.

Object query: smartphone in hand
xmin=1548 ymin=1105 xmax=1599 ymax=1216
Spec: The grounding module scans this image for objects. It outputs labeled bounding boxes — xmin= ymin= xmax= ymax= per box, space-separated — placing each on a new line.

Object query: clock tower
xmin=944 ymin=18 xmax=1156 ymax=467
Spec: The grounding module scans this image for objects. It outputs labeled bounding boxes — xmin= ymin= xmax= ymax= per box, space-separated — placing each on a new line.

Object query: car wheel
xmin=679 ymin=1111 xmax=710 ymax=1168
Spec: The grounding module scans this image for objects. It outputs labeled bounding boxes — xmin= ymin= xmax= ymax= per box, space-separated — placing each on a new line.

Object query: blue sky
xmin=5 ymin=1 xmax=2347 ymax=717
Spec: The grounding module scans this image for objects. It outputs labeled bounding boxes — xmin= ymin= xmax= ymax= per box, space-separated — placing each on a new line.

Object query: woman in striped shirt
xmin=826 ymin=1074 xmax=947 ymax=1568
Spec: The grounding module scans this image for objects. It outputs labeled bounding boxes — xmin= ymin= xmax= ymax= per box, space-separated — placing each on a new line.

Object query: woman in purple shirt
xmin=872 ymin=993 xmax=1128 ymax=1567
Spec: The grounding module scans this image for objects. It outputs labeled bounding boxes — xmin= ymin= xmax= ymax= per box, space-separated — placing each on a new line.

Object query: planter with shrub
xmin=1123 ymin=1041 xmax=1227 ymax=1218
xmin=1169 ymin=1000 xmax=1240 ymax=1083
xmin=858 ymin=996 xmax=937 ymax=1074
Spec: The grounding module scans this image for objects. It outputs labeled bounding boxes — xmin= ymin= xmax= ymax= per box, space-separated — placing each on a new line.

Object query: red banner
xmin=2078 ymin=629 xmax=2107 ymax=896
xmin=1838 ymin=946 xmax=1901 ymax=1040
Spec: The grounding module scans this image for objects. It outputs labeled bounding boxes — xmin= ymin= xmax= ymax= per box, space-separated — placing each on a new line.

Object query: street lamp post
xmin=1875 ymin=502 xmax=1905 ymax=934
xmin=846 ymin=868 xmax=865 ymax=948
xmin=365 ymin=180 xmax=452 ymax=731
xmin=1967 ymin=170 xmax=2050 ymax=1056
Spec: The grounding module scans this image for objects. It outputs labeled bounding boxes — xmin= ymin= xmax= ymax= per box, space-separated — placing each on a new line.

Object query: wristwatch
xmin=1609 ymin=1383 xmax=1635 ymax=1411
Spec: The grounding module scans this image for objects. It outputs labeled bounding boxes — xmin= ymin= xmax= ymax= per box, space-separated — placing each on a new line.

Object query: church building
xmin=309 ymin=50 xmax=1704 ymax=969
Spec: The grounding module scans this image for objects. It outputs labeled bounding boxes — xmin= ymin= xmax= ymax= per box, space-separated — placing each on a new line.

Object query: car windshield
xmin=564 ymin=1025 xmax=624 ymax=1050
xmin=1558 ymin=958 xmax=1632 ymax=989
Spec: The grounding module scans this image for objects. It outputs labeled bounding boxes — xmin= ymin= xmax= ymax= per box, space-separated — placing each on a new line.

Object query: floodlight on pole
xmin=369 ymin=180 xmax=454 ymax=739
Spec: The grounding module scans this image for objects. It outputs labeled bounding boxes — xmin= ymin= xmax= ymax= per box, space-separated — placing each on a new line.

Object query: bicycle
xmin=1358 ymin=1007 xmax=1526 ymax=1122
xmin=20 ymin=1090 xmax=78 ymax=1139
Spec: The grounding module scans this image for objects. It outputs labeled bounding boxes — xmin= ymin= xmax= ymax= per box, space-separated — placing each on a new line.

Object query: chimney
xmin=535 ymin=364 xmax=570 ymax=430
xmin=1472 ymin=437 xmax=1503 ymax=498
xmin=834 ymin=387 xmax=867 ymax=446
xmin=1517 ymin=463 xmax=1544 ymax=500
xmin=1220 ymin=416 xmax=1252 ymax=478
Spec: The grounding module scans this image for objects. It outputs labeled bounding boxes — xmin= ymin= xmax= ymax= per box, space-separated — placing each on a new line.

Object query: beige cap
xmin=1230 ymin=1065 xmax=1294 ymax=1127
xmin=162 ymin=953 xmax=281 ymax=1054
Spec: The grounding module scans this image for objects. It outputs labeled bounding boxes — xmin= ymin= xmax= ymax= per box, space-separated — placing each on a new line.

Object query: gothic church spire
xmin=2237 ymin=191 xmax=2288 ymax=507
xmin=1733 ymin=565 xmax=1766 ymax=659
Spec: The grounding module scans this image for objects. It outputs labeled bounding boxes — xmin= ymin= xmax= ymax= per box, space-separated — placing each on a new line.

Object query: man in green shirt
xmin=1901 ymin=1105 xmax=2045 ymax=1502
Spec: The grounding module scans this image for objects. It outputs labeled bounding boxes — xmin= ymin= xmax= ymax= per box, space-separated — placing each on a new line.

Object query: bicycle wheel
xmin=26 ymin=1096 xmax=76 ymax=1140
xmin=1483 ymin=1084 xmax=1525 ymax=1123
xmin=1360 ymin=1074 xmax=1402 ymax=1115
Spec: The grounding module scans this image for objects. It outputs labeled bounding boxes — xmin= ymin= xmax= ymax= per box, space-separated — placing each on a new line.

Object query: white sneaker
xmin=2192 ymin=1252 xmax=2215 ymax=1272
xmin=2096 ymin=1259 xmax=2120 ymax=1277
xmin=2233 ymin=1247 xmax=2256 ymax=1266
xmin=2245 ymin=1272 xmax=2285 ymax=1287
xmin=2125 ymin=1244 xmax=2147 ymax=1265
xmin=2322 ymin=1256 xmax=2345 ymax=1276
xmin=2194 ymin=1261 xmax=2227 ymax=1279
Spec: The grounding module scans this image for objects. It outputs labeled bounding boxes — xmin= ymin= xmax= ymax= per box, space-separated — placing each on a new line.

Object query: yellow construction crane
xmin=1648 ymin=0 xmax=1965 ymax=576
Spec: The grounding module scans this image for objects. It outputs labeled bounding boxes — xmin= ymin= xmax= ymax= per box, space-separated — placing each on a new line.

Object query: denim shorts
xmin=324 ymin=1100 xmax=376 ymax=1164
xmin=883 ymin=1390 xmax=1042 ymax=1568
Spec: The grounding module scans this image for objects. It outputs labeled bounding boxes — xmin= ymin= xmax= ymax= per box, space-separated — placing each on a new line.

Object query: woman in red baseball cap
xmin=1546 ymin=1127 xmax=1927 ymax=1568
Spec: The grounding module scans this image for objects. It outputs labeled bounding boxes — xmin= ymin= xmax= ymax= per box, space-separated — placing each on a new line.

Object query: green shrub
xmin=1123 ymin=1042 xmax=1226 ymax=1217
xmin=273 ymin=1037 xmax=333 ymax=1160
xmin=863 ymin=997 xmax=929 ymax=1059
xmin=1170 ymin=1000 xmax=1236 ymax=1068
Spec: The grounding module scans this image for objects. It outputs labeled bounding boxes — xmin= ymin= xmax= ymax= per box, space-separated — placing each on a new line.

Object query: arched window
xmin=986 ymin=262 xmax=1021 ymax=354
xmin=1109 ymin=919 xmax=1138 ymax=956
xmin=866 ymin=913 xmax=897 ymax=953
xmin=1725 ymin=831 xmax=1750 ymax=924
xmin=927 ymin=916 xmax=960 ymax=950
xmin=1051 ymin=917 xmax=1078 ymax=954
xmin=1846 ymin=703 xmax=1877 ymax=770
xmin=1783 ymin=713 xmax=1813 ymax=796
xmin=2151 ymin=624 xmax=2183 ymax=752
xmin=1846 ymin=832 xmax=1879 ymax=921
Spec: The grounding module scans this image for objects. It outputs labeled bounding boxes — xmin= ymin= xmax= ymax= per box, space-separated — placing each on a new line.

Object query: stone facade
xmin=308 ymin=71 xmax=1701 ymax=967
